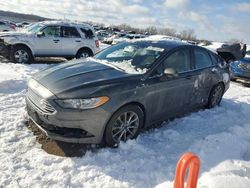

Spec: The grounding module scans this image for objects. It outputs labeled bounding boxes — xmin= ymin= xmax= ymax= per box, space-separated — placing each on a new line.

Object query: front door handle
xmin=75 ymin=40 xmax=81 ymax=42
xmin=53 ymin=39 xmax=60 ymax=43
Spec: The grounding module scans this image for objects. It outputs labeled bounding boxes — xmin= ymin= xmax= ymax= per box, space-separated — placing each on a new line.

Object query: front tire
xmin=10 ymin=46 xmax=33 ymax=64
xmin=207 ymin=83 xmax=224 ymax=108
xmin=104 ymin=105 xmax=144 ymax=147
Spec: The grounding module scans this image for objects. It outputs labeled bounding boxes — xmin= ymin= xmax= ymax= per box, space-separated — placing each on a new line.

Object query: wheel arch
xmin=12 ymin=43 xmax=34 ymax=55
xmin=211 ymin=81 xmax=225 ymax=93
xmin=117 ymin=101 xmax=147 ymax=125
xmin=76 ymin=46 xmax=94 ymax=56
xmin=102 ymin=101 xmax=147 ymax=146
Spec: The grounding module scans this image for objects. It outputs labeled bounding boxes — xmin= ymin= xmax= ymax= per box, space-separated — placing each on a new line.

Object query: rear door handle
xmin=53 ymin=39 xmax=60 ymax=43
xmin=75 ymin=40 xmax=81 ymax=42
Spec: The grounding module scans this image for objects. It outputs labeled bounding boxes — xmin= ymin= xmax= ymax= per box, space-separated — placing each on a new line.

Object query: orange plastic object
xmin=174 ymin=152 xmax=200 ymax=188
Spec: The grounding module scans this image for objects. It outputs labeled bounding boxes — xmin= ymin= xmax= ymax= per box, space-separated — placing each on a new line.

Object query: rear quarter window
xmin=80 ymin=28 xmax=94 ymax=39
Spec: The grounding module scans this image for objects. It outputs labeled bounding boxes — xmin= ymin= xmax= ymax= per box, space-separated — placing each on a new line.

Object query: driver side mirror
xmin=164 ymin=68 xmax=178 ymax=77
xmin=36 ymin=31 xmax=44 ymax=37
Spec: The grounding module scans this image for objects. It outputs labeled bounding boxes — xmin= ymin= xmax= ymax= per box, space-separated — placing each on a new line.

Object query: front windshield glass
xmin=26 ymin=23 xmax=44 ymax=33
xmin=94 ymin=42 xmax=165 ymax=74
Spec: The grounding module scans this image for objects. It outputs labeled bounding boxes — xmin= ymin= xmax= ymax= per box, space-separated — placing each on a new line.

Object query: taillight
xmin=10 ymin=24 xmax=16 ymax=30
xmin=95 ymin=40 xmax=100 ymax=48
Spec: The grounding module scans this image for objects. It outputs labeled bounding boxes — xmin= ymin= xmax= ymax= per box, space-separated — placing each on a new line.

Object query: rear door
xmin=191 ymin=47 xmax=220 ymax=106
xmin=60 ymin=26 xmax=82 ymax=56
xmin=142 ymin=47 xmax=196 ymax=123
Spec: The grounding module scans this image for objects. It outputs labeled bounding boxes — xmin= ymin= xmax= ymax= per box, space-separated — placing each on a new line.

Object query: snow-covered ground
xmin=1 ymin=60 xmax=250 ymax=188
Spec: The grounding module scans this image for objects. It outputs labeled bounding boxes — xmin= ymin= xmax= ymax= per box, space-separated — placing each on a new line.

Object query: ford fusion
xmin=26 ymin=40 xmax=231 ymax=147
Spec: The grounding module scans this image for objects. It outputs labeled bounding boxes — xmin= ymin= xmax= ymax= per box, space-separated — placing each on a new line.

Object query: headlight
xmin=28 ymin=78 xmax=53 ymax=98
xmin=55 ymin=96 xmax=109 ymax=110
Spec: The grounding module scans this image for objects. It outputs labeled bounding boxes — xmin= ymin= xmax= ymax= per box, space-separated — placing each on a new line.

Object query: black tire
xmin=104 ymin=105 xmax=144 ymax=147
xmin=65 ymin=57 xmax=73 ymax=61
xmin=10 ymin=46 xmax=33 ymax=64
xmin=75 ymin=48 xmax=93 ymax=59
xmin=230 ymin=77 xmax=237 ymax=82
xmin=207 ymin=83 xmax=224 ymax=108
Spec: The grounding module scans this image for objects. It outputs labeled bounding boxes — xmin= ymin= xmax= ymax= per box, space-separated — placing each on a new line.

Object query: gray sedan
xmin=26 ymin=40 xmax=233 ymax=147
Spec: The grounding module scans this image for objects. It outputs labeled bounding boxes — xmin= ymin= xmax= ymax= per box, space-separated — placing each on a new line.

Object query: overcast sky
xmin=0 ymin=0 xmax=249 ymax=43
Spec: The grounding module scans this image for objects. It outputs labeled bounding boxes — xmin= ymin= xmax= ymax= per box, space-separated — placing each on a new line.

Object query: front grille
xmin=238 ymin=63 xmax=250 ymax=72
xmin=27 ymin=88 xmax=56 ymax=114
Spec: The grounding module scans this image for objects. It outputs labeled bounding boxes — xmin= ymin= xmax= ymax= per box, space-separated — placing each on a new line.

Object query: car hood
xmin=0 ymin=31 xmax=34 ymax=37
xmin=33 ymin=60 xmax=137 ymax=98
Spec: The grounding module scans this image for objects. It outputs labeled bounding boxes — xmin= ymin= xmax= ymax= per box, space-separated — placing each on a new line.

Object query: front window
xmin=40 ymin=26 xmax=60 ymax=37
xmin=163 ymin=49 xmax=191 ymax=73
xmin=94 ymin=42 xmax=165 ymax=74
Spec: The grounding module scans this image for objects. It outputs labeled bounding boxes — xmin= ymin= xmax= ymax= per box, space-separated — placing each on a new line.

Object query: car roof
xmin=38 ymin=20 xmax=93 ymax=29
xmin=130 ymin=40 xmax=191 ymax=51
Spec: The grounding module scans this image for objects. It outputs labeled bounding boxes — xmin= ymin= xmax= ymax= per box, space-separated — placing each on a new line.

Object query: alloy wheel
xmin=111 ymin=111 xmax=140 ymax=143
xmin=80 ymin=52 xmax=89 ymax=58
xmin=14 ymin=50 xmax=29 ymax=63
xmin=210 ymin=84 xmax=224 ymax=107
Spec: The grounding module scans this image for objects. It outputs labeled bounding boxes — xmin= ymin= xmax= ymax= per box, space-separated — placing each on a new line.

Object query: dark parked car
xmin=26 ymin=40 xmax=242 ymax=147
xmin=230 ymin=51 xmax=250 ymax=80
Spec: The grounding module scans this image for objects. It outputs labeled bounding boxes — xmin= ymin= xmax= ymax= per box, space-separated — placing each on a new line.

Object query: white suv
xmin=0 ymin=21 xmax=100 ymax=63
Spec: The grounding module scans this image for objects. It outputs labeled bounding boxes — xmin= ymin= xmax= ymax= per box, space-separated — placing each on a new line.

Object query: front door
xmin=142 ymin=48 xmax=196 ymax=123
xmin=33 ymin=25 xmax=62 ymax=56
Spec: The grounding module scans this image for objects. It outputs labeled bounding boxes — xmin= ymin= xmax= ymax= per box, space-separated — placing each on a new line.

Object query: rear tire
xmin=104 ymin=105 xmax=144 ymax=147
xmin=75 ymin=48 xmax=93 ymax=59
xmin=207 ymin=83 xmax=224 ymax=108
xmin=10 ymin=46 xmax=33 ymax=64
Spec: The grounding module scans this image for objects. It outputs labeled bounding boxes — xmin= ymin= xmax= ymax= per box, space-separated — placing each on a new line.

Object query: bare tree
xmin=228 ymin=38 xmax=243 ymax=44
xmin=178 ymin=29 xmax=197 ymax=41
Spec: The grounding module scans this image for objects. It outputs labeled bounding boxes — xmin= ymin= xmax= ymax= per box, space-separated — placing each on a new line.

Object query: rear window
xmin=210 ymin=53 xmax=219 ymax=65
xmin=62 ymin=26 xmax=81 ymax=38
xmin=80 ymin=28 xmax=94 ymax=39
xmin=194 ymin=48 xmax=213 ymax=69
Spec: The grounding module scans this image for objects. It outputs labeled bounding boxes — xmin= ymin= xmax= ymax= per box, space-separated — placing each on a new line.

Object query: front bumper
xmin=26 ymin=95 xmax=111 ymax=144
xmin=0 ymin=39 xmax=10 ymax=57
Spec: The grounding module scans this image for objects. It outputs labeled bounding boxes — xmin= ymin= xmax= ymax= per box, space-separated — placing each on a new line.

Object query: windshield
xmin=26 ymin=23 xmax=44 ymax=33
xmin=94 ymin=42 xmax=165 ymax=74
